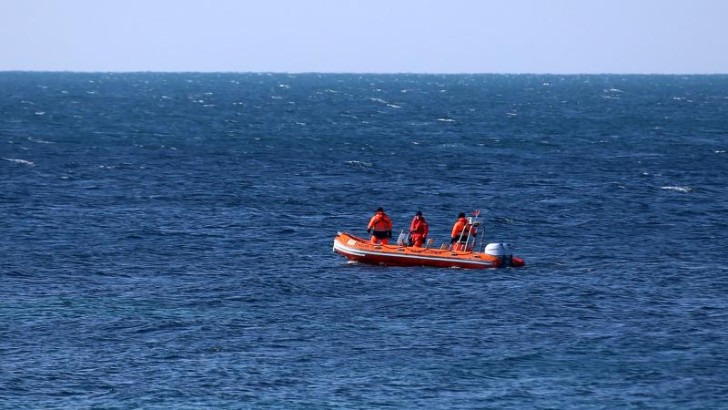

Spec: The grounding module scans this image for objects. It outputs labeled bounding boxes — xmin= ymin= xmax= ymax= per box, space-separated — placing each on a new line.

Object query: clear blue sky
xmin=2 ymin=0 xmax=727 ymax=74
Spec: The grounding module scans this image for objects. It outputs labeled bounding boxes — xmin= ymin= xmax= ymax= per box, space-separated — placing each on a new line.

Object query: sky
xmin=2 ymin=0 xmax=727 ymax=74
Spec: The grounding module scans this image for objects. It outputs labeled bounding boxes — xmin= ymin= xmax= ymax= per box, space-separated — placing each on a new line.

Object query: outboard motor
xmin=484 ymin=242 xmax=513 ymax=267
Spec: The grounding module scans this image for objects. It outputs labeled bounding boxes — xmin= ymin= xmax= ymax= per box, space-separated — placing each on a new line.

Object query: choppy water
xmin=1 ymin=72 xmax=727 ymax=409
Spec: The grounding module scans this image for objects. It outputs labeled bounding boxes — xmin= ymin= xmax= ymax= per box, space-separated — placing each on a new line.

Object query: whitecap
xmin=345 ymin=160 xmax=372 ymax=168
xmin=3 ymin=158 xmax=35 ymax=166
xmin=437 ymin=118 xmax=455 ymax=123
xmin=661 ymin=186 xmax=693 ymax=193
xmin=28 ymin=137 xmax=54 ymax=144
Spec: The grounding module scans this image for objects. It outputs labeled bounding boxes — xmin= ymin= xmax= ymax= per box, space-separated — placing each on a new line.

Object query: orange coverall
xmin=367 ymin=211 xmax=393 ymax=244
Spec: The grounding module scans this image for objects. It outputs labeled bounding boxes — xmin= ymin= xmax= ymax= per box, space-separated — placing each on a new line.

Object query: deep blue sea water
xmin=1 ymin=72 xmax=727 ymax=409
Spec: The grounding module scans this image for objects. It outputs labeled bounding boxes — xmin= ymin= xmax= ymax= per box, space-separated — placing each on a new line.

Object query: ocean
xmin=1 ymin=72 xmax=727 ymax=409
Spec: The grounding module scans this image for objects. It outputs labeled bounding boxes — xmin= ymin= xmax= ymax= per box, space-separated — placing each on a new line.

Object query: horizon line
xmin=2 ymin=69 xmax=728 ymax=76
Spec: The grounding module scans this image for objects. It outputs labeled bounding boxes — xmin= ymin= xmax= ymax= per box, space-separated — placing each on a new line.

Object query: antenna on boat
xmin=472 ymin=209 xmax=486 ymax=252
xmin=468 ymin=210 xmax=481 ymax=252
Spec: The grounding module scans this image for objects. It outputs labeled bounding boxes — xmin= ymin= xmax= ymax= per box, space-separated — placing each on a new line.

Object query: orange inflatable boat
xmin=333 ymin=232 xmax=525 ymax=269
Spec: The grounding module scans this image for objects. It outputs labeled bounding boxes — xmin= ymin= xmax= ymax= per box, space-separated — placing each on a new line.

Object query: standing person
xmin=367 ymin=207 xmax=393 ymax=245
xmin=408 ymin=211 xmax=429 ymax=247
xmin=451 ymin=212 xmax=476 ymax=251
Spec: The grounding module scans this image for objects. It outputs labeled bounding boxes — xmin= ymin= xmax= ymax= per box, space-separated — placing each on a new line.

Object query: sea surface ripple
xmin=1 ymin=72 xmax=727 ymax=409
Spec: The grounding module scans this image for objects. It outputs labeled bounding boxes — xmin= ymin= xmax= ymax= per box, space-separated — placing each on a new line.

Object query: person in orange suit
xmin=367 ymin=207 xmax=393 ymax=244
xmin=450 ymin=212 xmax=476 ymax=251
xmin=408 ymin=211 xmax=429 ymax=247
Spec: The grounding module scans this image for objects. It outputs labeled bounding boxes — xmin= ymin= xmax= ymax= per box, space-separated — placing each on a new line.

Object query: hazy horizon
xmin=3 ymin=0 xmax=727 ymax=75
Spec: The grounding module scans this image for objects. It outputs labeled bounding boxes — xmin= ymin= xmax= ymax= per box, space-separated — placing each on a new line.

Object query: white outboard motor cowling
xmin=484 ymin=242 xmax=513 ymax=267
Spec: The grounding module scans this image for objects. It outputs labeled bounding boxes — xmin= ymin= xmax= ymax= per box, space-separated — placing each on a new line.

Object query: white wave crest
xmin=3 ymin=157 xmax=35 ymax=166
xmin=345 ymin=160 xmax=372 ymax=168
xmin=661 ymin=185 xmax=693 ymax=193
xmin=28 ymin=137 xmax=54 ymax=144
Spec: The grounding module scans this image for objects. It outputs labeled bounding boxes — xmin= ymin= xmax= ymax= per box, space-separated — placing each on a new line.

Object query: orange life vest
xmin=451 ymin=217 xmax=474 ymax=241
xmin=368 ymin=211 xmax=392 ymax=232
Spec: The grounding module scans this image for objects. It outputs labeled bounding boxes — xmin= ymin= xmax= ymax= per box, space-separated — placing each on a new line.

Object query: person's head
xmin=415 ymin=211 xmax=422 ymax=217
xmin=458 ymin=212 xmax=465 ymax=218
xmin=376 ymin=207 xmax=384 ymax=213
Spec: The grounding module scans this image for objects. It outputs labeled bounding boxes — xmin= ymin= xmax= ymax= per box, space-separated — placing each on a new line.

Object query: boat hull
xmin=333 ymin=232 xmax=525 ymax=269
